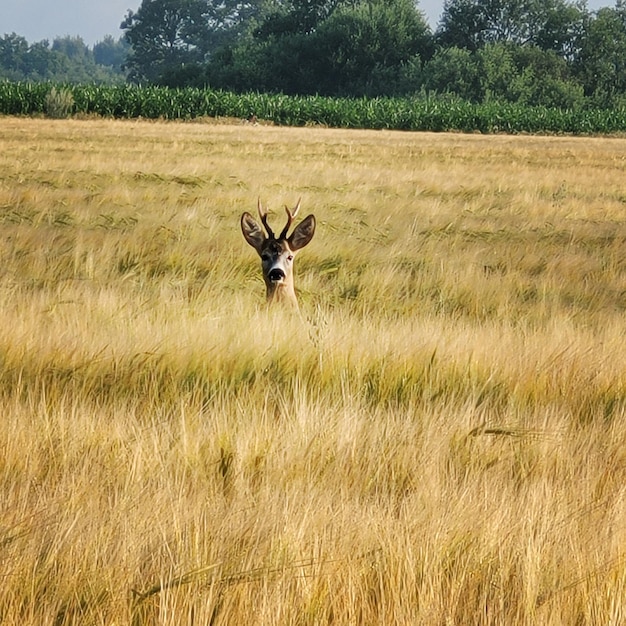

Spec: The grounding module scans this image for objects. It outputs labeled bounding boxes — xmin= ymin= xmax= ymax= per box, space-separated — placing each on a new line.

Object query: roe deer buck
xmin=241 ymin=199 xmax=315 ymax=309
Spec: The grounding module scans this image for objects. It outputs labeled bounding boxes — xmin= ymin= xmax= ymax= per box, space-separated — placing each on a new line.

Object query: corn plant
xmin=2 ymin=81 xmax=626 ymax=134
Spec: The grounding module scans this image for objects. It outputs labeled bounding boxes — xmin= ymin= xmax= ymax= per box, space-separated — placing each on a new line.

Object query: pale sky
xmin=0 ymin=0 xmax=616 ymax=46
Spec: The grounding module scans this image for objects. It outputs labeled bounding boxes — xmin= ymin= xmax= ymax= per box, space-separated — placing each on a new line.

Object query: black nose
xmin=269 ymin=268 xmax=285 ymax=282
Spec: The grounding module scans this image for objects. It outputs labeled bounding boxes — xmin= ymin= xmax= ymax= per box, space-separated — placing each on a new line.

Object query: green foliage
xmin=313 ymin=0 xmax=432 ymax=96
xmin=509 ymin=46 xmax=585 ymax=108
xmin=422 ymin=47 xmax=480 ymax=101
xmin=575 ymin=4 xmax=626 ymax=107
xmin=2 ymin=0 xmax=626 ymax=111
xmin=121 ymin=0 xmax=277 ymax=84
xmin=1 ymin=82 xmax=625 ymax=134
xmin=0 ymin=33 xmax=127 ymax=83
xmin=121 ymin=0 xmax=209 ymax=83
xmin=437 ymin=0 xmax=586 ymax=54
xmin=93 ymin=36 xmax=129 ymax=72
xmin=199 ymin=0 xmax=606 ymax=106
xmin=204 ymin=0 xmax=432 ymax=97
xmin=0 ymin=81 xmax=49 ymax=115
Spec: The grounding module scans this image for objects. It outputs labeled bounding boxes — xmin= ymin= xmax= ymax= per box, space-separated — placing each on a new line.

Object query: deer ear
xmin=241 ymin=212 xmax=265 ymax=253
xmin=288 ymin=214 xmax=315 ymax=251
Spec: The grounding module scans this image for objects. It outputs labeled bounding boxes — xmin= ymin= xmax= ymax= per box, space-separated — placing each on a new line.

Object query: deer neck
xmin=265 ymin=279 xmax=299 ymax=309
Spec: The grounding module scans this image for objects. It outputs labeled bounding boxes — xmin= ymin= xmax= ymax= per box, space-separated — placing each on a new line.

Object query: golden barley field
xmin=1 ymin=115 xmax=626 ymax=625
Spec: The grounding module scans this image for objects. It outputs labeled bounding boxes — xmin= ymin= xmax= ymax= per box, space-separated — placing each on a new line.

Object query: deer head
xmin=241 ymin=199 xmax=315 ymax=308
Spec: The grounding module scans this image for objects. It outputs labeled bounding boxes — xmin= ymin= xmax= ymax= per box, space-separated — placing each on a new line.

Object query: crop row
xmin=1 ymin=81 xmax=626 ymax=135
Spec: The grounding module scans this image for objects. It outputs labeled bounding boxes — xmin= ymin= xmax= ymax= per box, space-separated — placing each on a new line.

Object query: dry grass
xmin=1 ymin=116 xmax=626 ymax=624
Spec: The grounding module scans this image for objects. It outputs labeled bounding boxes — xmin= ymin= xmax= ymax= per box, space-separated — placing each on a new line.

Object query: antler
xmin=257 ymin=198 xmax=274 ymax=239
xmin=279 ymin=198 xmax=302 ymax=240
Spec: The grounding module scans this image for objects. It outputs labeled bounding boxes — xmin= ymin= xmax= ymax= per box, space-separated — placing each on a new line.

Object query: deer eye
xmin=287 ymin=255 xmax=294 ymax=262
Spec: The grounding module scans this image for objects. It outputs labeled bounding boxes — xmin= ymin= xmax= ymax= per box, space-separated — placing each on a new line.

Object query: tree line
xmin=3 ymin=0 xmax=626 ymax=110
xmin=0 ymin=34 xmax=128 ymax=84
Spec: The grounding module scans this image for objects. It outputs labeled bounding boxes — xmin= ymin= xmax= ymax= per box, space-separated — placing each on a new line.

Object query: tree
xmin=436 ymin=0 xmax=487 ymax=51
xmin=255 ymin=0 xmax=345 ymax=38
xmin=0 ymin=33 xmax=126 ymax=83
xmin=575 ymin=2 xmax=626 ymax=106
xmin=24 ymin=41 xmax=67 ymax=79
xmin=122 ymin=0 xmax=207 ymax=83
xmin=534 ymin=0 xmax=586 ymax=58
xmin=0 ymin=33 xmax=29 ymax=79
xmin=312 ymin=0 xmax=432 ymax=95
xmin=509 ymin=45 xmax=584 ymax=107
xmin=437 ymin=0 xmax=586 ymax=56
xmin=476 ymin=42 xmax=517 ymax=100
xmin=206 ymin=0 xmax=432 ymax=96
xmin=421 ymin=46 xmax=480 ymax=100
xmin=122 ymin=0 xmax=278 ymax=84
xmin=52 ymin=36 xmax=90 ymax=61
xmin=93 ymin=36 xmax=129 ymax=71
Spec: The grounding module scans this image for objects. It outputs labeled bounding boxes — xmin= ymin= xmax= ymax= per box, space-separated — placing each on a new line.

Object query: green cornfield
xmin=1 ymin=80 xmax=626 ymax=134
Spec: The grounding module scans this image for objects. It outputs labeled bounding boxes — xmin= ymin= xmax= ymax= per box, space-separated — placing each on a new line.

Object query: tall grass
xmin=0 ymin=117 xmax=625 ymax=624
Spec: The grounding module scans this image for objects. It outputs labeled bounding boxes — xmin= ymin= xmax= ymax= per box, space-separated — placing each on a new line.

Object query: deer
xmin=241 ymin=198 xmax=315 ymax=309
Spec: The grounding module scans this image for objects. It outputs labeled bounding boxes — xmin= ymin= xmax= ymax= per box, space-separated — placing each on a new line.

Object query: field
xmin=0 ymin=116 xmax=625 ymax=624
xmin=3 ymin=82 xmax=626 ymax=134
